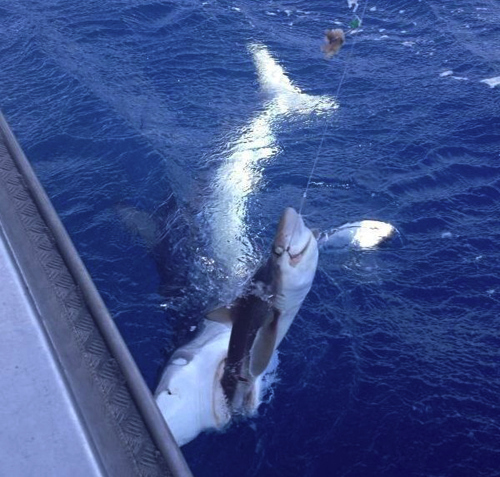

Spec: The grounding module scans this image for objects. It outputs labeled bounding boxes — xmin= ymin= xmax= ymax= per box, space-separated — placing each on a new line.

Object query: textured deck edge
xmin=0 ymin=110 xmax=193 ymax=477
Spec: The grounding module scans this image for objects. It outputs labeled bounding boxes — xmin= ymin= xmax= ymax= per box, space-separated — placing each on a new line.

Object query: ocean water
xmin=1 ymin=0 xmax=500 ymax=475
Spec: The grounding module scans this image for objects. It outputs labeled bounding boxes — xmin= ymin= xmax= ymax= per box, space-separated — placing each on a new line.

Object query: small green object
xmin=349 ymin=15 xmax=362 ymax=29
xmin=349 ymin=18 xmax=360 ymax=29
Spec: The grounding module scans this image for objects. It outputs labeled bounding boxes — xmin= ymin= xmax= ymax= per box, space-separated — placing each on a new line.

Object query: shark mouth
xmin=288 ymin=235 xmax=312 ymax=265
xmin=274 ymin=234 xmax=312 ymax=265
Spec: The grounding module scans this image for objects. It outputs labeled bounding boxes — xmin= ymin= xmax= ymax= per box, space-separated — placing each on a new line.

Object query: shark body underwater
xmin=152 ymin=44 xmax=399 ymax=446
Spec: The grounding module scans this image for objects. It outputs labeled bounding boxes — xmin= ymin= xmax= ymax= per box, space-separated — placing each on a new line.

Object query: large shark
xmin=155 ymin=207 xmax=318 ymax=446
xmin=152 ymin=43 xmax=400 ymax=446
xmin=154 ymin=208 xmax=398 ymax=446
xmin=216 ymin=207 xmax=319 ymax=414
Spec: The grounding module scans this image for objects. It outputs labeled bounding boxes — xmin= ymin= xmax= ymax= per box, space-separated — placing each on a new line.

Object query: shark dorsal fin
xmin=207 ymin=306 xmax=233 ymax=324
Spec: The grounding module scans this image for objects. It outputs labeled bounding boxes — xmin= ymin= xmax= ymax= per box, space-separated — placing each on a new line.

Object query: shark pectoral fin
xmin=249 ymin=312 xmax=279 ymax=377
xmin=207 ymin=306 xmax=233 ymax=324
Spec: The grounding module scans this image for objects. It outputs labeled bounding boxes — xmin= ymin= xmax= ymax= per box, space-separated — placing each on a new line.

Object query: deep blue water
xmin=1 ymin=0 xmax=500 ymax=475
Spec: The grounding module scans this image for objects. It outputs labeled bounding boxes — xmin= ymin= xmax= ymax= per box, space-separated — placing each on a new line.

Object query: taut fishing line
xmin=286 ymin=0 xmax=371 ymax=250
xmin=298 ymin=0 xmax=371 ymax=217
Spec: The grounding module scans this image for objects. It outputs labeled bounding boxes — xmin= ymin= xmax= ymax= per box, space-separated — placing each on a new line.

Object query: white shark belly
xmin=155 ymin=321 xmax=231 ymax=446
xmin=155 ymin=320 xmax=263 ymax=446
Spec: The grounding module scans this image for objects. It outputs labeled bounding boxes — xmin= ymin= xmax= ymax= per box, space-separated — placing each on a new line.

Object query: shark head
xmin=269 ymin=207 xmax=319 ymax=348
xmin=155 ymin=320 xmax=233 ymax=446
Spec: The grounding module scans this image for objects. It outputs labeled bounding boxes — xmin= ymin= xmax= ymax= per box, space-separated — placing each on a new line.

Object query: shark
xmin=215 ymin=207 xmax=319 ymax=414
xmin=318 ymin=220 xmax=398 ymax=250
xmin=153 ymin=43 xmax=399 ymax=446
xmin=154 ymin=207 xmax=398 ymax=446
xmin=155 ymin=207 xmax=318 ymax=446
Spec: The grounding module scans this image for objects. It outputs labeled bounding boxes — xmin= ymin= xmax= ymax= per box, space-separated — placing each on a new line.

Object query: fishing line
xmin=284 ymin=1 xmax=372 ymax=254
xmin=298 ymin=0 xmax=371 ymax=218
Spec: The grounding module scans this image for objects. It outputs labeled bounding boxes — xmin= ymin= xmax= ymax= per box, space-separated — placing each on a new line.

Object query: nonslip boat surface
xmin=0 ymin=110 xmax=192 ymax=477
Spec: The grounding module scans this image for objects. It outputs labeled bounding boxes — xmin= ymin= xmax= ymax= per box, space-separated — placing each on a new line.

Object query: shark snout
xmin=273 ymin=208 xmax=313 ymax=264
